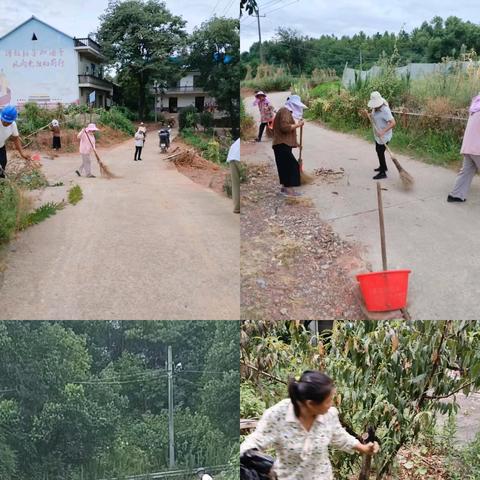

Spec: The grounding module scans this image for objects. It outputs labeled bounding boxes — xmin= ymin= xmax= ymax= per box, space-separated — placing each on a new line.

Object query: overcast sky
xmin=0 ymin=0 xmax=238 ymax=38
xmin=240 ymin=0 xmax=480 ymax=52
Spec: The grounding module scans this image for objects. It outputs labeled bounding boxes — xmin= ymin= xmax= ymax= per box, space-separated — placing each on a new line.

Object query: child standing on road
xmin=49 ymin=119 xmax=61 ymax=150
xmin=134 ymin=128 xmax=145 ymax=161
xmin=76 ymin=123 xmax=99 ymax=178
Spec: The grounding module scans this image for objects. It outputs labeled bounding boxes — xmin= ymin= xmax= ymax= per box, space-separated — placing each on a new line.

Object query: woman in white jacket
xmin=240 ymin=371 xmax=378 ymax=480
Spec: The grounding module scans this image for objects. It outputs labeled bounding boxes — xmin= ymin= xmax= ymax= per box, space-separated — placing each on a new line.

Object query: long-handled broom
xmin=84 ymin=130 xmax=117 ymax=179
xmin=366 ymin=112 xmax=414 ymax=189
xmin=298 ymin=124 xmax=314 ymax=185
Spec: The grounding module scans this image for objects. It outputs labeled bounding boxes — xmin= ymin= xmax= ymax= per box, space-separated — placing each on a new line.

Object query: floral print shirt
xmin=258 ymin=101 xmax=275 ymax=123
xmin=240 ymin=399 xmax=359 ymax=480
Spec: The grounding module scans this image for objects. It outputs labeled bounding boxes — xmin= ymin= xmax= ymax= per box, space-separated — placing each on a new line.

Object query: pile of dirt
xmin=241 ymin=163 xmax=367 ymax=320
xmin=167 ymin=139 xmax=228 ymax=196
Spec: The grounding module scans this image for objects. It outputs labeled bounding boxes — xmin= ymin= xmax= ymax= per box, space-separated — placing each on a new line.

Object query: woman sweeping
xmin=254 ymin=91 xmax=275 ymax=142
xmin=0 ymin=105 xmax=31 ymax=179
xmin=240 ymin=370 xmax=378 ymax=480
xmin=49 ymin=119 xmax=61 ymax=151
xmin=272 ymin=95 xmax=305 ymax=196
xmin=448 ymin=92 xmax=480 ymax=202
xmin=76 ymin=123 xmax=99 ymax=178
xmin=367 ymin=91 xmax=396 ymax=180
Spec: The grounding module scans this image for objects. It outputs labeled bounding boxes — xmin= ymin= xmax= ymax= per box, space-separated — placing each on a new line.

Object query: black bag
xmin=240 ymin=449 xmax=274 ymax=480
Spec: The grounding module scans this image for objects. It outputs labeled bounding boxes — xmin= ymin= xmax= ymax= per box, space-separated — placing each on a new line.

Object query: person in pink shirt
xmin=76 ymin=123 xmax=99 ymax=178
xmin=448 ymin=94 xmax=480 ymax=202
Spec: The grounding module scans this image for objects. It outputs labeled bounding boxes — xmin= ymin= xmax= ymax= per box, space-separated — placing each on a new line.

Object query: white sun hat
xmin=368 ymin=91 xmax=386 ymax=109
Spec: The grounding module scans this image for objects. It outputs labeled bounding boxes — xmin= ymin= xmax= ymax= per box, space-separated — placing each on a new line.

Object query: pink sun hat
xmin=85 ymin=123 xmax=99 ymax=132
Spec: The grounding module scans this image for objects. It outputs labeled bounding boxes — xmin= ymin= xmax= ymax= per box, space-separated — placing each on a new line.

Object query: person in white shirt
xmin=134 ymin=128 xmax=146 ymax=161
xmin=241 ymin=370 xmax=378 ymax=480
xmin=227 ymin=137 xmax=240 ymax=213
xmin=0 ymin=105 xmax=31 ymax=178
xmin=196 ymin=467 xmax=213 ymax=480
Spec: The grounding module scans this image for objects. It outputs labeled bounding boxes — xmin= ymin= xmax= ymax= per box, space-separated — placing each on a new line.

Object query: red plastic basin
xmin=356 ymin=270 xmax=411 ymax=312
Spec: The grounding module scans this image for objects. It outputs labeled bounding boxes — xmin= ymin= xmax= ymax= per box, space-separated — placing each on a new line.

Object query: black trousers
xmin=272 ymin=143 xmax=301 ymax=187
xmin=52 ymin=136 xmax=61 ymax=149
xmin=134 ymin=146 xmax=143 ymax=160
xmin=0 ymin=145 xmax=7 ymax=178
xmin=257 ymin=122 xmax=267 ymax=141
xmin=375 ymin=142 xmax=388 ymax=172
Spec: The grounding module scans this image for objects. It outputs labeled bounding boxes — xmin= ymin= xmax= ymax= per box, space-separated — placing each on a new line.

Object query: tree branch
xmin=240 ymin=361 xmax=287 ymax=384
xmin=424 ymin=380 xmax=477 ymax=400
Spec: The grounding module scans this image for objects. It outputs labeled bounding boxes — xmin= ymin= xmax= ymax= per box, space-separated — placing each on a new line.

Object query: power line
xmin=262 ymin=0 xmax=300 ymax=15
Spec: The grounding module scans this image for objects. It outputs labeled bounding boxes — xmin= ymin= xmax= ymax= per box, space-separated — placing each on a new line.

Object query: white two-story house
xmin=154 ymin=71 xmax=216 ymax=114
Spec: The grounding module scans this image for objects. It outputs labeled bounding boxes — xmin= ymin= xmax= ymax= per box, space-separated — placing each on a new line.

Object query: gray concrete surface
xmin=0 ymin=133 xmax=239 ymax=320
xmin=245 ymin=92 xmax=480 ymax=319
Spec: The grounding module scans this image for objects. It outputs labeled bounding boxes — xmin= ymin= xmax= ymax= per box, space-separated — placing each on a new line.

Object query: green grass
xmin=310 ymin=81 xmax=341 ymax=98
xmin=17 ymin=169 xmax=49 ymax=190
xmin=0 ymin=181 xmax=21 ymax=243
xmin=68 ymin=185 xmax=83 ymax=205
xmin=19 ymin=201 xmax=65 ymax=230
xmin=181 ymin=129 xmax=229 ymax=163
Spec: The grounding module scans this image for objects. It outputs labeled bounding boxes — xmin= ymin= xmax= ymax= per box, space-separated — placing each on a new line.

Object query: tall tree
xmin=188 ymin=17 xmax=241 ymax=136
xmin=97 ymin=0 xmax=187 ymax=118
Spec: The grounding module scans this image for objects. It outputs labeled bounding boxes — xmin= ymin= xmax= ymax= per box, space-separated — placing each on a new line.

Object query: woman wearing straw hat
xmin=76 ymin=123 xmax=99 ymax=178
xmin=367 ymin=91 xmax=396 ymax=180
xmin=254 ymin=91 xmax=275 ymax=142
xmin=272 ymin=94 xmax=306 ymax=196
xmin=240 ymin=370 xmax=378 ymax=480
xmin=447 ymin=92 xmax=480 ymax=202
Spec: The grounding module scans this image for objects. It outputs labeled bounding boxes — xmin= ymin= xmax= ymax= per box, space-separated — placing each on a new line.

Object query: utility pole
xmin=167 ymin=345 xmax=175 ymax=469
xmin=256 ymin=7 xmax=265 ymax=64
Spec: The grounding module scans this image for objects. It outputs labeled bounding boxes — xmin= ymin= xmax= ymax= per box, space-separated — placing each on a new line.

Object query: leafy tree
xmin=188 ymin=17 xmax=240 ymax=136
xmin=240 ymin=0 xmax=258 ymax=16
xmin=97 ymin=0 xmax=187 ymax=118
xmin=0 ymin=321 xmax=238 ymax=479
xmin=241 ymin=320 xmax=480 ymax=479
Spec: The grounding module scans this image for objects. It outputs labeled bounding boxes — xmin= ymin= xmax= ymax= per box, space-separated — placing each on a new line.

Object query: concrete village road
xmin=0 ymin=134 xmax=239 ymax=320
xmin=246 ymin=91 xmax=480 ymax=320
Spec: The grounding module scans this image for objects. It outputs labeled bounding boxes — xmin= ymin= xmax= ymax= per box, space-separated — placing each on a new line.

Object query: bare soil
xmin=241 ymin=162 xmax=367 ymax=321
xmin=170 ymin=137 xmax=229 ymax=197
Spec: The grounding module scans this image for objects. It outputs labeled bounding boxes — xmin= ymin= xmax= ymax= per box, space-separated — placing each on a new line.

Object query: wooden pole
xmin=377 ymin=182 xmax=387 ymax=271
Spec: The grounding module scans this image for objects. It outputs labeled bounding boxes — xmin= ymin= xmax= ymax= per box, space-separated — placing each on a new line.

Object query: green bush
xmin=181 ymin=129 xmax=228 ymax=163
xmin=68 ymin=185 xmax=83 ymax=205
xmin=179 ymin=106 xmax=199 ymax=131
xmin=241 ymin=75 xmax=294 ymax=92
xmin=0 ymin=181 xmax=20 ymax=243
xmin=199 ymin=111 xmax=215 ymax=131
xmin=98 ymin=107 xmax=135 ymax=135
xmin=16 ymin=169 xmax=48 ymax=190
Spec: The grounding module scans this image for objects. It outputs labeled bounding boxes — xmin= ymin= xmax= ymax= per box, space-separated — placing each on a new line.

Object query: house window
xmin=32 ymin=33 xmax=38 ymax=41
xmin=91 ymin=64 xmax=96 ymax=75
xmin=193 ymin=75 xmax=201 ymax=87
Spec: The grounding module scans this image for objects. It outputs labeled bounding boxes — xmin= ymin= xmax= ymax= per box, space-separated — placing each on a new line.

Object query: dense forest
xmin=0 ymin=321 xmax=239 ymax=479
xmin=241 ymin=16 xmax=480 ymax=75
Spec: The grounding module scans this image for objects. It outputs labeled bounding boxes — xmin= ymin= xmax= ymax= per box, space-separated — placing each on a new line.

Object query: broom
xmin=298 ymin=124 xmax=314 ymax=185
xmin=366 ymin=111 xmax=414 ymax=189
xmin=84 ymin=129 xmax=117 ymax=179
